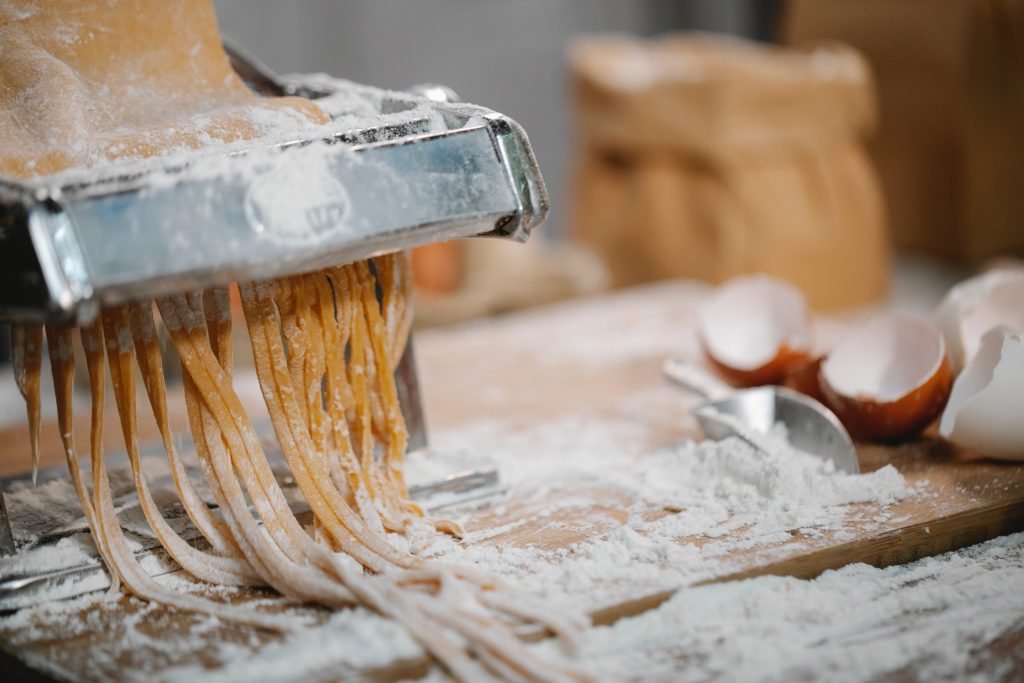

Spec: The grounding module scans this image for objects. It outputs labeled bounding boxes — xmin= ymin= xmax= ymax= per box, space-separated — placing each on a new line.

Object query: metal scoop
xmin=663 ymin=358 xmax=860 ymax=474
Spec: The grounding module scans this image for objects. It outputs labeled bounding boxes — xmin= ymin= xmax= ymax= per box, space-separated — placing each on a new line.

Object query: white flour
xmin=161 ymin=606 xmax=422 ymax=683
xmin=411 ymin=415 xmax=919 ymax=611
xmin=527 ymin=530 xmax=1024 ymax=683
xmin=1 ymin=412 xmax=932 ymax=682
xmin=7 ymin=531 xmax=1022 ymax=683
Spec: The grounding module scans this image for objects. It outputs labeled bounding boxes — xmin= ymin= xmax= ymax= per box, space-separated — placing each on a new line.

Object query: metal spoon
xmin=663 ymin=358 xmax=860 ymax=474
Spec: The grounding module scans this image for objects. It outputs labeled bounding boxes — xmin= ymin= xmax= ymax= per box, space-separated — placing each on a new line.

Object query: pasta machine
xmin=0 ymin=43 xmax=545 ymax=606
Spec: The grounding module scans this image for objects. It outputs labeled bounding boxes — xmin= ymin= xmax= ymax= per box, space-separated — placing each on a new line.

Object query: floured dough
xmin=0 ymin=0 xmax=327 ymax=178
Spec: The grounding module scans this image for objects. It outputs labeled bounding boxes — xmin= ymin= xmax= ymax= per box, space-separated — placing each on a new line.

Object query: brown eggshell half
xmin=819 ymin=315 xmax=953 ymax=442
xmin=705 ymin=343 xmax=810 ymax=387
xmin=697 ymin=275 xmax=811 ymax=388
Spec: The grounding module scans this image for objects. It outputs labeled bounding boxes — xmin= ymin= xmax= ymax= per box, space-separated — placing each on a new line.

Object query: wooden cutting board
xmin=416 ymin=281 xmax=1024 ymax=623
xmin=2 ymin=281 xmax=1023 ymax=682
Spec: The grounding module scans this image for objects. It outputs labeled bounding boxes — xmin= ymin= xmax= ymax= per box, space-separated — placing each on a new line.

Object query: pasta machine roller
xmin=0 ymin=42 xmax=541 ymax=594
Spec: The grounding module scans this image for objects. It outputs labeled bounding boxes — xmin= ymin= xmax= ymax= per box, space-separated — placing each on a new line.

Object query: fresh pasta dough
xmin=19 ymin=259 xmax=589 ymax=681
xmin=3 ymin=1 xmax=588 ymax=679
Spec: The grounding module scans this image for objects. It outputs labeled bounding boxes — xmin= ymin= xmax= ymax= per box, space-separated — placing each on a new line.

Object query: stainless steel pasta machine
xmin=0 ymin=42 xmax=542 ymax=604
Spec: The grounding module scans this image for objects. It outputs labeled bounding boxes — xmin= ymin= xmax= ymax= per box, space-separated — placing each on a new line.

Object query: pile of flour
xmin=406 ymin=414 xmax=921 ymax=608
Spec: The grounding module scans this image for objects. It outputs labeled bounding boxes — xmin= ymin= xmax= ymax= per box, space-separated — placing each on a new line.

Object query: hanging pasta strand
xmin=356 ymin=262 xmax=418 ymax=510
xmin=169 ymin=287 xmax=543 ymax=679
xmin=339 ymin=264 xmax=419 ymax=533
xmin=164 ymin=294 xmax=331 ymax=564
xmin=372 ymin=252 xmax=414 ymax=366
xmin=44 ymin=324 xmax=120 ymax=593
xmin=320 ymin=270 xmax=386 ymax=536
xmin=183 ymin=369 xmax=356 ymax=603
xmin=76 ymin=319 xmax=294 ymax=630
xmin=100 ymin=308 xmax=259 ymax=586
xmin=357 ymin=260 xmax=463 ymax=537
xmin=202 ymin=288 xmax=233 ymax=374
xmin=11 ymin=323 xmax=43 ymax=484
xmin=239 ymin=280 xmax=417 ymax=571
xmin=126 ymin=301 xmax=244 ymax=559
xmin=168 ymin=291 xmax=406 ymax=594
xmin=246 ymin=270 xmax=589 ymax=679
xmin=276 ymin=277 xmax=328 ymax=456
xmin=340 ymin=269 xmax=379 ymax=488
xmin=161 ymin=294 xmax=365 ymax=604
xmin=296 ymin=274 xmax=357 ymax=550
xmin=15 ymin=259 xmax=589 ymax=681
xmin=329 ymin=269 xmax=380 ymax=496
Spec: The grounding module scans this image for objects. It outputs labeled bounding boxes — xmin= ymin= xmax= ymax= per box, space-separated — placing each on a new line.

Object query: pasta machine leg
xmin=395 ymin=335 xmax=428 ymax=452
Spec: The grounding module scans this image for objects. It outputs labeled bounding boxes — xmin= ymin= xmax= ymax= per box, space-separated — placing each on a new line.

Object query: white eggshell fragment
xmin=935 ymin=268 xmax=1024 ymax=373
xmin=939 ymin=326 xmax=1024 ymax=459
xmin=697 ymin=274 xmax=810 ymax=384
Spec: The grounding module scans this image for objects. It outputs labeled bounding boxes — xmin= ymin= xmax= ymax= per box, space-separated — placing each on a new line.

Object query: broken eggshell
xmin=820 ymin=314 xmax=952 ymax=441
xmin=783 ymin=355 xmax=826 ymax=404
xmin=939 ymin=326 xmax=1024 ymax=460
xmin=697 ymin=275 xmax=811 ymax=387
xmin=935 ymin=267 xmax=1024 ymax=373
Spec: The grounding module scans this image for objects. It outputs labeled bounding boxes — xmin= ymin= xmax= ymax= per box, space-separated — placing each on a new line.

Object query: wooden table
xmin=1 ymin=281 xmax=1023 ymax=681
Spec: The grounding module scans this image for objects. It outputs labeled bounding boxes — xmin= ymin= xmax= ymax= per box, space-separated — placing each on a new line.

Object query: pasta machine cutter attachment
xmin=0 ymin=42 xmax=547 ymax=324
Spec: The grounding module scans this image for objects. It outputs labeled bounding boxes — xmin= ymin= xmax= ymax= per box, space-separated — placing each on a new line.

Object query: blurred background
xmin=201 ymin=0 xmax=1021 ymax=326
xmin=214 ymin=0 xmax=781 ymax=243
xmin=2 ymin=1 xmax=1021 ymax=360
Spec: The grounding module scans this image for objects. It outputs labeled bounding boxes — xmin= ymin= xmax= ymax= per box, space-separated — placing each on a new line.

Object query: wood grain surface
xmin=1 ymin=281 xmax=1022 ymax=681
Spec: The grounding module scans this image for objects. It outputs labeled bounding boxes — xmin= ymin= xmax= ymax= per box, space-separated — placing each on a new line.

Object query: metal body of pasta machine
xmin=0 ymin=43 xmax=543 ymax=606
